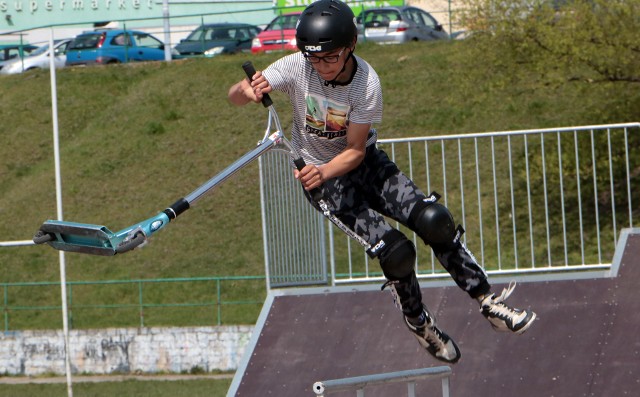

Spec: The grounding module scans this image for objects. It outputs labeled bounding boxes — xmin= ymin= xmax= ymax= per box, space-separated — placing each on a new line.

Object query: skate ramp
xmin=228 ymin=228 xmax=640 ymax=396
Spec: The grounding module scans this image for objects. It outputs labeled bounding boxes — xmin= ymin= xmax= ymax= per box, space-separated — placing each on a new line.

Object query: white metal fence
xmin=260 ymin=123 xmax=639 ymax=287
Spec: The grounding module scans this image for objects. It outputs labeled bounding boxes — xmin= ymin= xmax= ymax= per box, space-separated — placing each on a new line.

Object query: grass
xmin=0 ymin=377 xmax=232 ymax=397
xmin=0 ymin=39 xmax=638 ymax=330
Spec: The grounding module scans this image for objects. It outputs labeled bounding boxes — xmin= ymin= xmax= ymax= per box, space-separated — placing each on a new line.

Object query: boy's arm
xmin=296 ymin=122 xmax=371 ymax=190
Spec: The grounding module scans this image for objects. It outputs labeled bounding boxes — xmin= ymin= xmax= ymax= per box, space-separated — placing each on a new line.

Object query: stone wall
xmin=0 ymin=326 xmax=253 ymax=376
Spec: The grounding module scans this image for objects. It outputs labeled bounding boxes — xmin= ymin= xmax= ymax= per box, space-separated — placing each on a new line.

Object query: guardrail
xmin=312 ymin=366 xmax=452 ymax=397
xmin=0 ymin=276 xmax=265 ymax=332
xmin=0 ymin=240 xmax=34 ymax=247
xmin=2 ymin=123 xmax=637 ymax=328
xmin=261 ymin=123 xmax=638 ymax=286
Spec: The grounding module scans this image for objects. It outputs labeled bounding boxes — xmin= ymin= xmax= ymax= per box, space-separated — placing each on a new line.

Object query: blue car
xmin=66 ymin=29 xmax=175 ymax=66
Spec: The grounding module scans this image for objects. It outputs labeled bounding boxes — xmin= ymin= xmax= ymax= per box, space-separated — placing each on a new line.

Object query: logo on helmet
xmin=305 ymin=45 xmax=323 ymax=52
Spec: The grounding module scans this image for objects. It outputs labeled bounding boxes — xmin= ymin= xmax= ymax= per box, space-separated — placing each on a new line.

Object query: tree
xmin=457 ymin=0 xmax=640 ymax=83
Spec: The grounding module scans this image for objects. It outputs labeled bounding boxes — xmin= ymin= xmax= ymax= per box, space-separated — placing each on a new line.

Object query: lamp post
xmin=162 ymin=0 xmax=172 ymax=61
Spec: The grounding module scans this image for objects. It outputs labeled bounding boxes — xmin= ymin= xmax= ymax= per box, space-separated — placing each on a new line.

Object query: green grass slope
xmin=0 ymin=40 xmax=637 ymax=328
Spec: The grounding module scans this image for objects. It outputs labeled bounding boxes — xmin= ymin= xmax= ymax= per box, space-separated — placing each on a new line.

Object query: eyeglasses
xmin=303 ymin=48 xmax=346 ymax=64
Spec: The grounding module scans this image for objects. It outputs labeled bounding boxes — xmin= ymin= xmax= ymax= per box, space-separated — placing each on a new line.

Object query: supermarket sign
xmin=0 ymin=0 xmax=265 ymax=31
xmin=275 ymin=0 xmax=405 ymax=14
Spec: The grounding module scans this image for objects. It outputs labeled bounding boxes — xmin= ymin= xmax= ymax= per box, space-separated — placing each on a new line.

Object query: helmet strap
xmin=323 ymin=49 xmax=356 ymax=88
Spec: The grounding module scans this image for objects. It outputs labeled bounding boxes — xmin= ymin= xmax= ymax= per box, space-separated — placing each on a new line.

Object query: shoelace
xmin=381 ymin=280 xmax=401 ymax=310
xmin=494 ymin=280 xmax=517 ymax=302
xmin=407 ymin=311 xmax=444 ymax=348
xmin=486 ymin=281 xmax=519 ymax=318
xmin=425 ymin=324 xmax=447 ymax=348
xmin=381 ymin=280 xmax=396 ymax=291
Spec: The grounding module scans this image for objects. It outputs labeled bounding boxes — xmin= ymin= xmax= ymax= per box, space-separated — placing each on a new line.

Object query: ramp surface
xmin=229 ymin=229 xmax=640 ymax=396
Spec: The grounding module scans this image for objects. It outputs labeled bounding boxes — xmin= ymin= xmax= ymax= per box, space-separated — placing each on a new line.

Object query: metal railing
xmin=312 ymin=366 xmax=452 ymax=397
xmin=1 ymin=124 xmax=637 ymax=328
xmin=0 ymin=276 xmax=265 ymax=332
xmin=261 ymin=123 xmax=638 ymax=286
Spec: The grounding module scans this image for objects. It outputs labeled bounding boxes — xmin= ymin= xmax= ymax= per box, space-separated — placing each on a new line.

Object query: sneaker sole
xmin=513 ymin=311 xmax=536 ymax=335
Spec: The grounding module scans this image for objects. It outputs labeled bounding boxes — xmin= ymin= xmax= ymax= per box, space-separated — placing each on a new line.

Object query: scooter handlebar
xmin=242 ymin=61 xmax=273 ymax=108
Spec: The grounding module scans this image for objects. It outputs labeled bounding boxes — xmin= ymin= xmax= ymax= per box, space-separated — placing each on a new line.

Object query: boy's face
xmin=305 ymin=47 xmax=350 ymax=81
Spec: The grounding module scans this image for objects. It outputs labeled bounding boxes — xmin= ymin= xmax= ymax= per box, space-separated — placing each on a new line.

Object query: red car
xmin=251 ymin=12 xmax=301 ymax=53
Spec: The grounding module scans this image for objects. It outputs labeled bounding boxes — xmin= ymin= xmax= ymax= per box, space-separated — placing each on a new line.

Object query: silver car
xmin=0 ymin=39 xmax=71 ymax=75
xmin=357 ymin=6 xmax=449 ymax=44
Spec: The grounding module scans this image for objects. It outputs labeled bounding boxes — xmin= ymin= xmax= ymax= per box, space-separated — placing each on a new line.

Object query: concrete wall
xmin=0 ymin=326 xmax=253 ymax=376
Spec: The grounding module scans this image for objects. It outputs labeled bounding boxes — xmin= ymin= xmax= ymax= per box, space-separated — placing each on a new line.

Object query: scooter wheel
xmin=33 ymin=230 xmax=54 ymax=244
xmin=115 ymin=232 xmax=146 ymax=254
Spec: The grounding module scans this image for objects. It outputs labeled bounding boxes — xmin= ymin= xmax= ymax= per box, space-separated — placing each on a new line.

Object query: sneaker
xmin=480 ymin=281 xmax=536 ymax=334
xmin=404 ymin=306 xmax=461 ymax=364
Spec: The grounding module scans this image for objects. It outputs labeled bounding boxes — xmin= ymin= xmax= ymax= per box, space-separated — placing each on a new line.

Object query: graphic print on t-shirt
xmin=305 ymin=94 xmax=350 ymax=140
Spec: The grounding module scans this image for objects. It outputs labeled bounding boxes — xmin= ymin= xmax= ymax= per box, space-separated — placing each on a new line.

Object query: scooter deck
xmin=36 ymin=220 xmax=118 ymax=256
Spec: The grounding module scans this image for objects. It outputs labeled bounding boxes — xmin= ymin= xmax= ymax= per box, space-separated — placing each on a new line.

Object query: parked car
xmin=175 ymin=23 xmax=261 ymax=57
xmin=251 ymin=12 xmax=301 ymax=54
xmin=357 ymin=6 xmax=449 ymax=44
xmin=0 ymin=39 xmax=71 ymax=75
xmin=0 ymin=44 xmax=38 ymax=62
xmin=66 ymin=29 xmax=176 ymax=66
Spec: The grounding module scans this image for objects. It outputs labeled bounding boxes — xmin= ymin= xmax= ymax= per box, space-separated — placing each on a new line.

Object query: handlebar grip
xmin=293 ymin=157 xmax=323 ymax=202
xmin=293 ymin=158 xmax=307 ymax=172
xmin=242 ymin=61 xmax=273 ymax=108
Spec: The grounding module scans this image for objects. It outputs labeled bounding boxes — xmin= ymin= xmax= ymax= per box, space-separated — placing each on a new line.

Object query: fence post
xmin=216 ymin=279 xmax=221 ymax=326
xmin=138 ymin=281 xmax=144 ymax=328
xmin=67 ymin=283 xmax=73 ymax=329
xmin=3 ymin=284 xmax=8 ymax=332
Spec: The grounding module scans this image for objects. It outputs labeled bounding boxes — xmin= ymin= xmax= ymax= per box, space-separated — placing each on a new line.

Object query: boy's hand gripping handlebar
xmin=242 ymin=61 xmax=323 ymax=202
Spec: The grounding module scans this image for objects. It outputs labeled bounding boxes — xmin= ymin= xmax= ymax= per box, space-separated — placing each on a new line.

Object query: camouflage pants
xmin=302 ymin=145 xmax=490 ymax=309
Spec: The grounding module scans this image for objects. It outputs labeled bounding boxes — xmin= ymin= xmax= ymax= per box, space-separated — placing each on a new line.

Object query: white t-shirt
xmin=262 ymin=51 xmax=383 ymax=165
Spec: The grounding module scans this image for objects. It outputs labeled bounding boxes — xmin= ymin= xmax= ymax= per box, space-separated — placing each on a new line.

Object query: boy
xmin=228 ymin=0 xmax=535 ymax=363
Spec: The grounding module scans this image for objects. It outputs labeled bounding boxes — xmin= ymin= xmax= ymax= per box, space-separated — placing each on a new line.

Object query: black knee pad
xmin=408 ymin=193 xmax=456 ymax=246
xmin=377 ymin=230 xmax=416 ymax=280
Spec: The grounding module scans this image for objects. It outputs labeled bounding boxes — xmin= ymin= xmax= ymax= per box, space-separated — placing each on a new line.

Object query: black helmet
xmin=295 ymin=0 xmax=357 ymax=53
